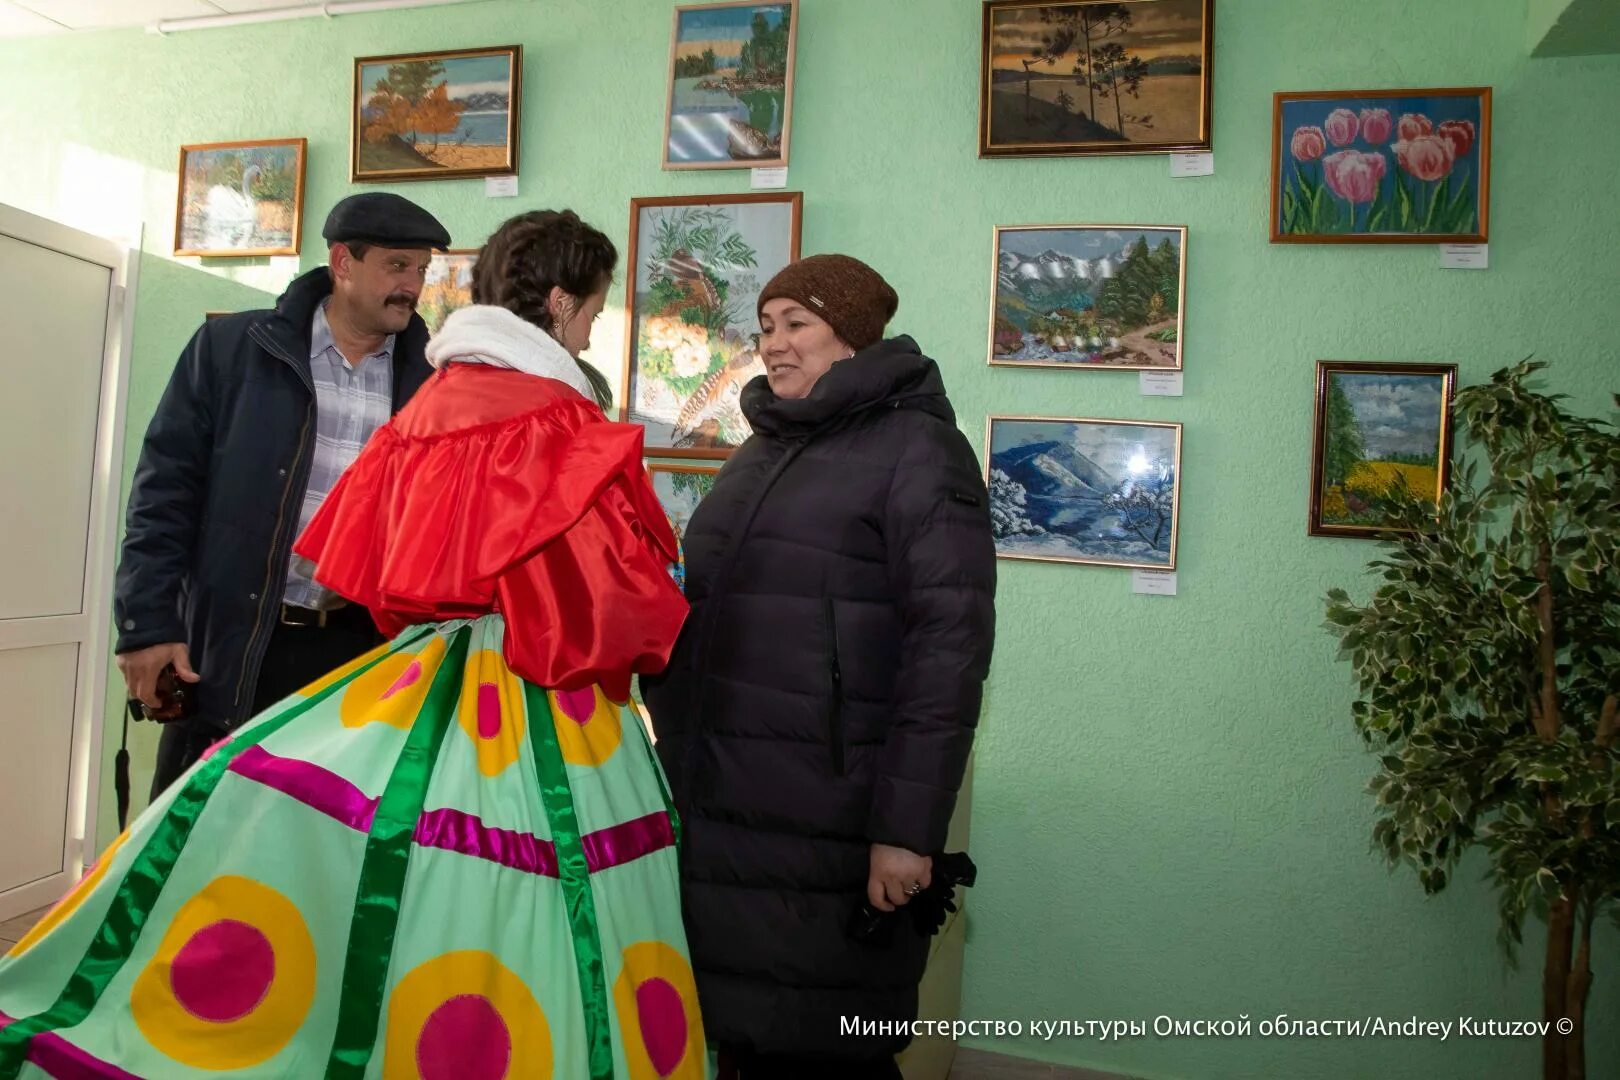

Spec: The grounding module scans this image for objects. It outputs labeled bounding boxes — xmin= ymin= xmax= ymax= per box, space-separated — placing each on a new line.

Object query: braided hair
xmin=471 ymin=209 xmax=616 ymax=409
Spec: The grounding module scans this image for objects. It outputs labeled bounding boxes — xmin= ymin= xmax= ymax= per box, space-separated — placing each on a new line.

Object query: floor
xmin=4 ymin=905 xmax=1127 ymax=1080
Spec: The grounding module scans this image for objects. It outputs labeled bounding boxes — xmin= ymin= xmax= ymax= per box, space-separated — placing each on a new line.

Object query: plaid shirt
xmin=282 ymin=300 xmax=394 ymax=609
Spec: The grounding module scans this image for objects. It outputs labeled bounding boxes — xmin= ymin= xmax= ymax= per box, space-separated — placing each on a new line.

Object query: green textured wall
xmin=1 ymin=1 xmax=1616 ymax=1077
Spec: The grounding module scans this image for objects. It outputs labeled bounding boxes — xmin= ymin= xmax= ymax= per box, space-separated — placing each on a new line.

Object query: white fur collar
xmin=425 ymin=304 xmax=594 ymax=400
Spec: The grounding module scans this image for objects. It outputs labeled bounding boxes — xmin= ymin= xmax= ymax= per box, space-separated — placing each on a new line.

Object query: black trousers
xmin=720 ymin=1047 xmax=903 ymax=1080
xmin=148 ymin=605 xmax=382 ymax=799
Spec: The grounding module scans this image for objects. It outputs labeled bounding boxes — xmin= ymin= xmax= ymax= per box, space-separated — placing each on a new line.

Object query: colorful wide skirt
xmin=0 ymin=617 xmax=707 ymax=1079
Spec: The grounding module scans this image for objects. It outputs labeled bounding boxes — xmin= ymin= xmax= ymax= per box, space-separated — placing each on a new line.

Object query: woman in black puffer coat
xmin=642 ymin=254 xmax=997 ymax=1080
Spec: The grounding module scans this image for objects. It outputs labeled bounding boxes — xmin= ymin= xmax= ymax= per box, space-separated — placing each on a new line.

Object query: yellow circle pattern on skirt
xmin=129 ymin=874 xmax=316 ymax=1070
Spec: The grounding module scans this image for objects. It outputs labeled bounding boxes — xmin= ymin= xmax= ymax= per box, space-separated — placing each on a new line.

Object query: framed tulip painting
xmin=979 ymin=0 xmax=1215 ymax=158
xmin=985 ymin=415 xmax=1182 ymax=570
xmin=1309 ymin=361 xmax=1457 ymax=539
xmin=1271 ymin=87 xmax=1490 ymax=243
xmin=622 ymin=191 xmax=802 ymax=460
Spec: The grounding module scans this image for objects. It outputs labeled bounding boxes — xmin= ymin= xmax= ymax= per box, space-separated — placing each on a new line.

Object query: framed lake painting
xmin=1272 ymin=87 xmax=1490 ymax=243
xmin=352 ymin=45 xmax=520 ymax=182
xmin=987 ymin=415 xmax=1182 ymax=569
xmin=622 ymin=192 xmax=802 ymax=459
xmin=990 ymin=224 xmax=1185 ymax=369
xmin=664 ymin=0 xmax=797 ymax=169
xmin=174 ymin=138 xmax=306 ymax=258
xmin=1309 ymin=361 xmax=1457 ymax=539
xmin=979 ymin=0 xmax=1214 ymax=158
xmin=647 ymin=463 xmax=720 ymax=549
xmin=420 ymin=249 xmax=477 ymax=335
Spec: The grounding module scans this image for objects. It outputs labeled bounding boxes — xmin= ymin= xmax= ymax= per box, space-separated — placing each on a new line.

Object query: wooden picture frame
xmin=351 ymin=45 xmax=521 ymax=183
xmin=174 ymin=138 xmax=306 ymax=258
xmin=621 ymin=192 xmax=803 ymax=460
xmin=1309 ymin=361 xmax=1457 ymax=538
xmin=979 ymin=0 xmax=1214 ymax=158
xmin=1272 ymin=87 xmax=1491 ymax=244
xmin=990 ymin=224 xmax=1186 ymax=370
xmin=663 ymin=0 xmax=798 ymax=170
xmin=986 ymin=414 xmax=1182 ymax=569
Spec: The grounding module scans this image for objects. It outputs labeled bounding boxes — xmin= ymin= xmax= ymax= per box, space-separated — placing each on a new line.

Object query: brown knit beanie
xmin=756 ymin=254 xmax=898 ymax=351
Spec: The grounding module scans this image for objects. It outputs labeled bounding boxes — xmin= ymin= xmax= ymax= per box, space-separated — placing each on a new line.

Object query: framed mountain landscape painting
xmin=979 ymin=0 xmax=1214 ymax=157
xmin=1309 ymin=361 xmax=1456 ymax=538
xmin=622 ymin=192 xmax=802 ymax=459
xmin=990 ymin=224 xmax=1185 ymax=369
xmin=664 ymin=0 xmax=797 ymax=169
xmin=352 ymin=45 xmax=520 ymax=182
xmin=987 ymin=415 xmax=1182 ymax=570
xmin=1272 ymin=87 xmax=1490 ymax=243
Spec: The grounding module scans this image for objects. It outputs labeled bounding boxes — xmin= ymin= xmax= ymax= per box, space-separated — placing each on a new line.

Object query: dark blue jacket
xmin=113 ymin=267 xmax=432 ymax=729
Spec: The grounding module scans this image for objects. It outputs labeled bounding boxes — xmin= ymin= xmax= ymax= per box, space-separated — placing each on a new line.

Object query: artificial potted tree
xmin=1324 ymin=361 xmax=1618 ymax=1080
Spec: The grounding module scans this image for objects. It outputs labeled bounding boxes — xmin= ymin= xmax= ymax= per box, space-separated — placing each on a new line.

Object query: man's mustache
xmin=385 ymin=292 xmax=417 ymax=308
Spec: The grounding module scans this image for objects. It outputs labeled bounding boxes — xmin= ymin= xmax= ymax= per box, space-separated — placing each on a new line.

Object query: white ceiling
xmin=0 ymin=1 xmax=334 ymax=38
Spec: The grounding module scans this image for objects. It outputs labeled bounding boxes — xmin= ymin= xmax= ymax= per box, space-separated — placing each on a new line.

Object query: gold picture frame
xmin=174 ymin=137 xmax=306 ymax=258
xmin=989 ymin=223 xmax=1187 ymax=371
xmin=351 ymin=45 xmax=521 ymax=183
xmin=663 ymin=0 xmax=798 ymax=170
xmin=985 ymin=414 xmax=1183 ymax=569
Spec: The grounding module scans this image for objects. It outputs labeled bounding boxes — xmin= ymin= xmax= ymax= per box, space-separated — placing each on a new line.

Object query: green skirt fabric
xmin=0 ymin=617 xmax=707 ymax=1080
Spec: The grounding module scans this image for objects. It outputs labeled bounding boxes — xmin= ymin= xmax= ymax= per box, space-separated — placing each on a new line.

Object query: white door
xmin=0 ymin=204 xmax=134 ymax=920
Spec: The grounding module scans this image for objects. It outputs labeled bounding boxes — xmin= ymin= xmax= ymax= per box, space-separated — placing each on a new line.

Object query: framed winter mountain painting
xmin=1309 ymin=361 xmax=1456 ymax=538
xmin=979 ymin=0 xmax=1214 ymax=158
xmin=990 ymin=224 xmax=1185 ymax=369
xmin=663 ymin=0 xmax=798 ymax=170
xmin=174 ymin=138 xmax=306 ymax=258
xmin=622 ymin=192 xmax=802 ymax=459
xmin=987 ymin=416 xmax=1182 ymax=570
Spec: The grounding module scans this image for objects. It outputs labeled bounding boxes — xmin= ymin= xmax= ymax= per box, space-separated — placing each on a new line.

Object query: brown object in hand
xmin=134 ymin=664 xmax=197 ymax=723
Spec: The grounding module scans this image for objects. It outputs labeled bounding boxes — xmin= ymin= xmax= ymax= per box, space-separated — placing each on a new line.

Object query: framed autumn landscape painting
xmin=1272 ymin=87 xmax=1490 ymax=243
xmin=352 ymin=45 xmax=521 ymax=182
xmin=979 ymin=0 xmax=1214 ymax=157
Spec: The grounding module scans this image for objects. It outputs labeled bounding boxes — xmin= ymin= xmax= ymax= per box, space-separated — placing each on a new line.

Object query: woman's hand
xmin=868 ymin=843 xmax=932 ymax=912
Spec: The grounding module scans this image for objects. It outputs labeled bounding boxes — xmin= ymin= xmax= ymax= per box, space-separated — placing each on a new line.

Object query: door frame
xmin=0 ymin=204 xmax=138 ymax=920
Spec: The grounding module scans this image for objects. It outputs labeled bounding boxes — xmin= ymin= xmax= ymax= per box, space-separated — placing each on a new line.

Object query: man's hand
xmin=116 ymin=642 xmax=199 ymax=709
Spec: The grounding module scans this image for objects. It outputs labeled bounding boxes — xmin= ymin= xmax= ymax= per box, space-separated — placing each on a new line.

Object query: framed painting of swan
xmin=174 ymin=138 xmax=306 ymax=258
xmin=621 ymin=191 xmax=802 ymax=459
xmin=663 ymin=0 xmax=797 ymax=170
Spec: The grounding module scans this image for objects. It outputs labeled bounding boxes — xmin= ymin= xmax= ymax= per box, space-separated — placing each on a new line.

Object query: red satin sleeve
xmin=293 ymin=388 xmax=685 ymax=699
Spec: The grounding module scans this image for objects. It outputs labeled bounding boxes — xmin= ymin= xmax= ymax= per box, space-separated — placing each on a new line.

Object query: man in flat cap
xmin=115 ymin=192 xmax=451 ymax=797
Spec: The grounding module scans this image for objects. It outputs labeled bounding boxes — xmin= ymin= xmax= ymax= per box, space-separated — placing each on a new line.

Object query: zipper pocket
xmin=825 ymin=595 xmax=845 ymax=777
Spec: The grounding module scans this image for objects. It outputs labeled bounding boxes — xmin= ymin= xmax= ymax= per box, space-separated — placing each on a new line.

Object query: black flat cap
xmin=321 ymin=192 xmax=450 ymax=251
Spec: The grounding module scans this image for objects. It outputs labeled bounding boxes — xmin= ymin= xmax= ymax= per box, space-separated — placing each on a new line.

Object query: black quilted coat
xmin=642 ymin=336 xmax=997 ymax=1058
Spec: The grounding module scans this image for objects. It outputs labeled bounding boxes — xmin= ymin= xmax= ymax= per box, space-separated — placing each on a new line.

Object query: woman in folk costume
xmin=0 ymin=210 xmax=707 ymax=1080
